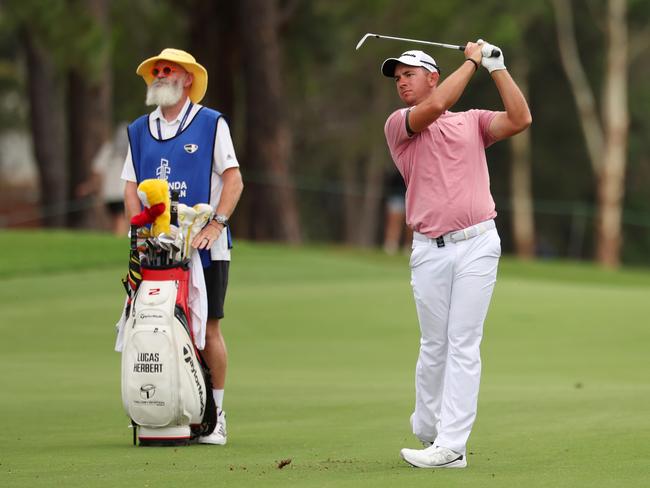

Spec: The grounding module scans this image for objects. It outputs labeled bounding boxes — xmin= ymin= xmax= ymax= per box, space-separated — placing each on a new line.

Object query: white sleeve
xmin=213 ymin=117 xmax=239 ymax=176
xmin=121 ymin=146 xmax=137 ymax=182
xmin=92 ymin=143 xmax=112 ymax=172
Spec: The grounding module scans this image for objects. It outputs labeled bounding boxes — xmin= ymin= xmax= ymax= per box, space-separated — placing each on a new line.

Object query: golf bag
xmin=121 ymin=264 xmax=216 ymax=446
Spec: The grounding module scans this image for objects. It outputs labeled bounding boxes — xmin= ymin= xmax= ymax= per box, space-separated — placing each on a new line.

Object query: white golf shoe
xmin=400 ymin=445 xmax=467 ymax=469
xmin=199 ymin=410 xmax=227 ymax=445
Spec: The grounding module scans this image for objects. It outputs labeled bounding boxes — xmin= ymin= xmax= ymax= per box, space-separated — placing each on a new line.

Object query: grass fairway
xmin=1 ymin=231 xmax=649 ymax=487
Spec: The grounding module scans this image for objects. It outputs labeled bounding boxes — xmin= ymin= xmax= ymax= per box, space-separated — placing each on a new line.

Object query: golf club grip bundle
xmin=120 ymin=267 xmax=216 ymax=446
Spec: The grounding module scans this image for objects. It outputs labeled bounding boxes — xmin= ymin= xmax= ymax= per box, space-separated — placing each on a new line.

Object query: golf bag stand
xmin=121 ymin=264 xmax=217 ymax=446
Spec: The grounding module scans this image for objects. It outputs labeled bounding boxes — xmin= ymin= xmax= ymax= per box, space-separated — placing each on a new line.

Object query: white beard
xmin=145 ymin=78 xmax=184 ymax=107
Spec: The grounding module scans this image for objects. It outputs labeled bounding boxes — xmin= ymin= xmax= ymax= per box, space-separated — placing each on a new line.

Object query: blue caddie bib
xmin=128 ymin=107 xmax=221 ymax=267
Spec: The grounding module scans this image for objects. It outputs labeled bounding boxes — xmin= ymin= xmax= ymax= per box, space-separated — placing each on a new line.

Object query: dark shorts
xmin=203 ymin=261 xmax=230 ymax=319
xmin=106 ymin=201 xmax=125 ymax=216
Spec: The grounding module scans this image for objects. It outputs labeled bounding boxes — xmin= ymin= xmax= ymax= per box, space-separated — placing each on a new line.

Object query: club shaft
xmin=130 ymin=225 xmax=138 ymax=251
xmin=358 ymin=33 xmax=501 ymax=58
xmin=369 ymin=34 xmax=464 ymax=51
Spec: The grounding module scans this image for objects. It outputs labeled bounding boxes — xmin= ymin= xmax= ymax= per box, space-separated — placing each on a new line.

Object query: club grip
xmin=170 ymin=190 xmax=179 ymax=227
xmin=130 ymin=225 xmax=138 ymax=251
xmin=458 ymin=45 xmax=501 ymax=57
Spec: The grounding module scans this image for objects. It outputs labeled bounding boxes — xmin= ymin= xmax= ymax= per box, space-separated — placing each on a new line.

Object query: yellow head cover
xmin=136 ymin=179 xmax=171 ymax=236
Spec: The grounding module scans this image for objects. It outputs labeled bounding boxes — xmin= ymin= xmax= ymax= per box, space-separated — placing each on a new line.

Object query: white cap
xmin=381 ymin=50 xmax=440 ymax=77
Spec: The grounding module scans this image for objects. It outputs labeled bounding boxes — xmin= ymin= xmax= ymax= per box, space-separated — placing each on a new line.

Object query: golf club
xmin=356 ymin=33 xmax=501 ymax=58
xmin=158 ymin=233 xmax=176 ymax=266
xmin=145 ymin=239 xmax=156 ymax=266
xmin=170 ymin=190 xmax=179 ymax=227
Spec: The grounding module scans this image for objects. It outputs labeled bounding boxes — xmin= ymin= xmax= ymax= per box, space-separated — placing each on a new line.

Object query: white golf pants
xmin=409 ymin=222 xmax=500 ymax=454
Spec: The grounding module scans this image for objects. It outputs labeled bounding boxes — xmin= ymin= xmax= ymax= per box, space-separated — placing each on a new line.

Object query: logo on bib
xmin=184 ymin=143 xmax=199 ymax=154
xmin=156 ymin=159 xmax=171 ymax=180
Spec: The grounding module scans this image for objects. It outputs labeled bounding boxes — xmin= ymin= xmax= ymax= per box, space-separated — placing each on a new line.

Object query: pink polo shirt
xmin=384 ymin=108 xmax=498 ymax=238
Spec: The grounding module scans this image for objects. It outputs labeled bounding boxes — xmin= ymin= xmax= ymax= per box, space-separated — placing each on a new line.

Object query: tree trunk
xmin=596 ymin=0 xmax=628 ymax=267
xmin=341 ymin=156 xmax=362 ymax=244
xmin=509 ymin=55 xmax=535 ymax=259
xmin=23 ymin=30 xmax=68 ymax=228
xmin=67 ymin=0 xmax=112 ymax=229
xmin=551 ymin=0 xmax=629 ymax=268
xmin=550 ymin=0 xmax=603 ymax=172
xmin=355 ymin=153 xmax=385 ymax=247
xmin=340 ymin=154 xmax=385 ymax=247
xmin=187 ymin=0 xmax=238 ymax=120
xmin=355 ymin=79 xmax=394 ymax=247
xmin=338 ymin=70 xmax=393 ymax=246
xmin=238 ymin=0 xmax=301 ymax=243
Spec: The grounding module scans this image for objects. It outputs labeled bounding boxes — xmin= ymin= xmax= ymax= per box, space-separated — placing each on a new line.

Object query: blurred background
xmin=0 ymin=0 xmax=648 ymax=268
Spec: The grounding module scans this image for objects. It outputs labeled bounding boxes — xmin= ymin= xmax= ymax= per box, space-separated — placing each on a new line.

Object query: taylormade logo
xmin=140 ymin=384 xmax=156 ymax=399
xmin=183 ymin=344 xmax=205 ymax=415
xmin=139 ymin=313 xmax=163 ymax=320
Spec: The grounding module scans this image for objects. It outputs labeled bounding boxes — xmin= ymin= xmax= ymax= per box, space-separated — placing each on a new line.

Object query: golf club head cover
xmin=193 ymin=204 xmax=215 ymax=268
xmin=130 ymin=202 xmax=166 ymax=226
xmin=178 ymin=204 xmax=198 ymax=258
xmin=477 ymin=39 xmax=506 ymax=73
xmin=187 ymin=203 xmax=214 ymax=253
xmin=193 ymin=204 xmax=214 ymax=228
xmin=135 ymin=179 xmax=171 ymax=236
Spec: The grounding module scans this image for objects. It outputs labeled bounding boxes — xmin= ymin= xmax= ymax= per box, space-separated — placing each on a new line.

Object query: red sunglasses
xmin=151 ymin=65 xmax=180 ymax=77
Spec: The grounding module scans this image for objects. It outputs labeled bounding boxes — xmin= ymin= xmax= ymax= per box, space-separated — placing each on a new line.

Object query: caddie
xmin=381 ymin=41 xmax=531 ymax=467
xmin=121 ymin=48 xmax=243 ymax=445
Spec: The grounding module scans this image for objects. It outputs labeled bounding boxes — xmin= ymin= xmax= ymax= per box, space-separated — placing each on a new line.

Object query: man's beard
xmin=146 ymin=77 xmax=184 ymax=107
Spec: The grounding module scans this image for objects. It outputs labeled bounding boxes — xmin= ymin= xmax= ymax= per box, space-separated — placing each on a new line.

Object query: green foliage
xmin=109 ymin=0 xmax=187 ymax=122
xmin=0 ymin=0 xmax=187 ymax=123
xmin=1 ymin=0 xmax=649 ymax=262
xmin=3 ymin=0 xmax=96 ymax=72
xmin=1 ymin=233 xmax=649 ymax=487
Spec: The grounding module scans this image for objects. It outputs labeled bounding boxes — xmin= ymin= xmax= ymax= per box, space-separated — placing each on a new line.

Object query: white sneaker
xmin=400 ymin=445 xmax=467 ymax=469
xmin=199 ymin=410 xmax=227 ymax=445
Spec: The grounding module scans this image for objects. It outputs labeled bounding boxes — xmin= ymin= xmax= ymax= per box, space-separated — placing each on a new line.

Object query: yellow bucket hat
xmin=136 ymin=48 xmax=208 ymax=104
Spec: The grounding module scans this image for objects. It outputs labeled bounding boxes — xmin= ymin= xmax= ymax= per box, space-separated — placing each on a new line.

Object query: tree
xmin=8 ymin=0 xmax=112 ymax=228
xmin=66 ymin=0 xmax=112 ymax=228
xmin=23 ymin=28 xmax=68 ymax=227
xmin=436 ymin=0 xmax=546 ymax=259
xmin=292 ymin=0 xmax=409 ymax=246
xmin=508 ymin=54 xmax=535 ymax=258
xmin=237 ymin=0 xmax=302 ymax=242
xmin=185 ymin=0 xmax=239 ymax=120
xmin=551 ymin=0 xmax=629 ymax=267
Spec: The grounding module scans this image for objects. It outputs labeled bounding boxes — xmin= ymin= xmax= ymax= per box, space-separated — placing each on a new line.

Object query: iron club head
xmin=355 ymin=33 xmax=376 ymax=50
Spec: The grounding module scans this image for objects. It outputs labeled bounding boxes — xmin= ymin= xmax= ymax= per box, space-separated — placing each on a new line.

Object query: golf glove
xmin=477 ymin=39 xmax=506 ymax=73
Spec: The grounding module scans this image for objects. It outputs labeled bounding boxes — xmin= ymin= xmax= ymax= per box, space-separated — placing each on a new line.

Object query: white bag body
xmin=121 ymin=273 xmax=207 ymax=444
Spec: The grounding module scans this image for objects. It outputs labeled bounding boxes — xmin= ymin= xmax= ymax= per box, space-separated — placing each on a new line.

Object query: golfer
xmin=122 ymin=48 xmax=243 ymax=445
xmin=382 ymin=40 xmax=531 ymax=468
